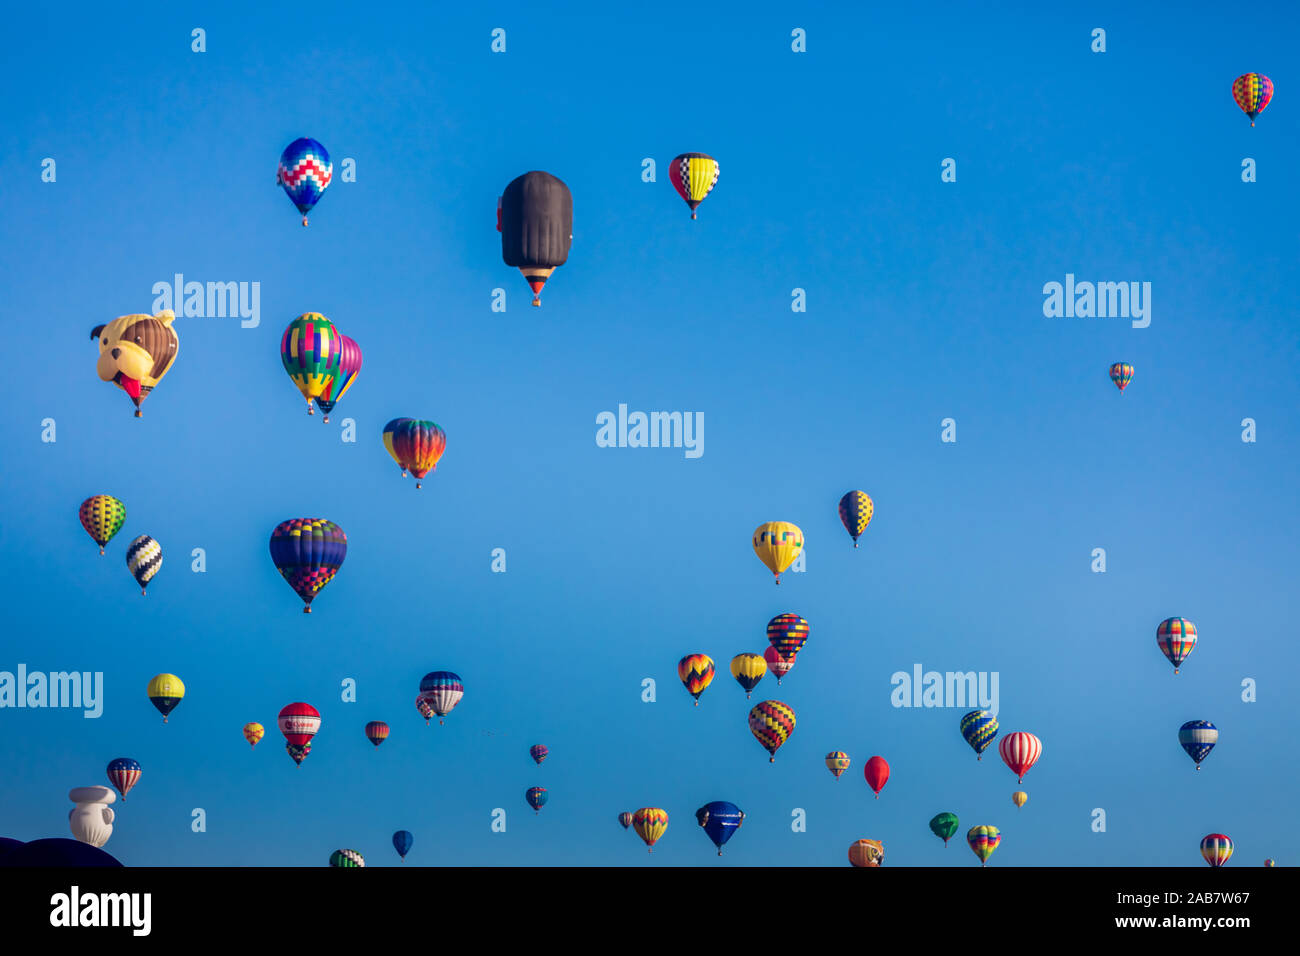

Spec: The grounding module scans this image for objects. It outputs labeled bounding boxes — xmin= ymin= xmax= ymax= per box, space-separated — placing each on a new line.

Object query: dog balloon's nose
xmin=111 ymin=348 xmax=121 ymax=359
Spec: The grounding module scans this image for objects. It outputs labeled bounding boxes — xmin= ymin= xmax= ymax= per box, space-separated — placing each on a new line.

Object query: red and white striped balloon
xmin=998 ymin=732 xmax=1042 ymax=783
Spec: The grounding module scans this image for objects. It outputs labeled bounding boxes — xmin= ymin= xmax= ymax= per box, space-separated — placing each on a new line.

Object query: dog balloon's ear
xmin=155 ymin=309 xmax=176 ymax=326
xmin=90 ymin=325 xmax=105 ymax=340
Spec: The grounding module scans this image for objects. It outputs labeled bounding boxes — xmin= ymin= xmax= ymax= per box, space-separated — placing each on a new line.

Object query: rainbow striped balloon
xmin=1201 ymin=833 xmax=1233 ymax=868
xmin=1157 ymin=617 xmax=1197 ymax=674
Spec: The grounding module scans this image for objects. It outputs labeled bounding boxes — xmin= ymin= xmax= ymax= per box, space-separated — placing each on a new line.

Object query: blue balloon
xmin=277 ymin=137 xmax=333 ymax=225
xmin=392 ymin=829 xmax=414 ymax=861
xmin=695 ymin=801 xmax=744 ymax=855
xmin=959 ymin=710 xmax=998 ymax=758
xmin=1178 ymin=719 xmax=1218 ymax=766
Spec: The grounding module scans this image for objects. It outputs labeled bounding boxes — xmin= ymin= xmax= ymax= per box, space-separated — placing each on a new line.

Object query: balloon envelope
xmin=695 ymin=801 xmax=744 ymax=854
xmin=392 ymin=830 xmax=414 ymax=860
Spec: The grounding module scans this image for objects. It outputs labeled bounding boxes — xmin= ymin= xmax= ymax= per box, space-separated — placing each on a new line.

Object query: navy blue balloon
xmin=695 ymin=801 xmax=744 ymax=855
xmin=0 ymin=837 xmax=25 ymax=858
xmin=392 ymin=829 xmax=414 ymax=861
xmin=0 ymin=838 xmax=121 ymax=867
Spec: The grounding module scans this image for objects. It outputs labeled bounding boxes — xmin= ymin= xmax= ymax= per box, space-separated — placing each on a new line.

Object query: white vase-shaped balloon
xmin=69 ymin=786 xmax=116 ymax=847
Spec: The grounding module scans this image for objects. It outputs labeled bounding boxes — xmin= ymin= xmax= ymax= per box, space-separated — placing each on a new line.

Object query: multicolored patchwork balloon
xmin=668 ymin=153 xmax=719 ymax=219
xmin=838 ymin=491 xmax=874 ymax=547
xmin=418 ymin=671 xmax=464 ymax=725
xmin=825 ymin=751 xmax=851 ymax=779
xmin=530 ymin=744 xmax=549 ymax=766
xmin=632 ymin=807 xmax=668 ymax=852
xmin=748 ymin=700 xmax=796 ymax=762
xmin=281 ymin=314 xmax=341 ymax=415
xmin=526 ymin=787 xmax=548 ymax=814
xmin=286 ymin=741 xmax=312 ymax=767
xmin=269 ymin=519 xmax=347 ymax=613
xmin=415 ymin=695 xmax=435 ymax=725
xmin=79 ymin=495 xmax=126 ymax=555
xmin=1109 ymin=362 xmax=1134 ymax=392
xmin=1157 ymin=617 xmax=1197 ymax=674
xmin=766 ymin=614 xmax=810 ymax=660
xmin=960 ymin=709 xmax=999 ymax=760
xmin=967 ymin=825 xmax=1001 ymax=866
xmin=1201 ymin=833 xmax=1233 ymax=867
xmin=125 ymin=535 xmax=162 ymax=595
xmin=314 ymin=334 xmax=361 ymax=422
xmin=1232 ymin=73 xmax=1273 ymax=126
xmin=278 ymin=138 xmax=332 ymax=225
xmin=1179 ymin=720 xmax=1218 ymax=769
xmin=106 ymin=758 xmax=141 ymax=800
xmin=677 ymin=654 xmax=715 ymax=705
xmin=382 ymin=418 xmax=448 ymax=488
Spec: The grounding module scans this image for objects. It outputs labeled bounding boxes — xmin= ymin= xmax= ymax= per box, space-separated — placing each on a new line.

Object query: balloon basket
xmin=134 ymin=410 xmax=142 ymax=418
xmin=303 ymin=606 xmax=312 ymax=614
xmin=532 ymin=297 xmax=541 ymax=307
xmin=99 ymin=548 xmax=105 ymax=555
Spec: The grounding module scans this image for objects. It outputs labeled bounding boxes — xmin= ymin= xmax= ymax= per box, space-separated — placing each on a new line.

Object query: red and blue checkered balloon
xmin=277 ymin=137 xmax=333 ymax=225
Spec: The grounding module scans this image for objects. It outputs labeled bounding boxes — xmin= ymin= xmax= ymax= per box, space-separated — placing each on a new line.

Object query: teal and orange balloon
xmin=1232 ymin=73 xmax=1273 ymax=126
xmin=1109 ymin=362 xmax=1134 ymax=392
xmin=382 ymin=419 xmax=447 ymax=489
xmin=280 ymin=314 xmax=341 ymax=415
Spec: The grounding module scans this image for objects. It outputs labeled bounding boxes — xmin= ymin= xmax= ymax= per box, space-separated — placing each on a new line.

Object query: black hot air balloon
xmin=498 ymin=171 xmax=573 ymax=307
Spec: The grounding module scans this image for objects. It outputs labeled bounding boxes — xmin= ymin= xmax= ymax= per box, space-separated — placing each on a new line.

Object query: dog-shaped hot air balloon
xmin=90 ymin=310 xmax=179 ymax=417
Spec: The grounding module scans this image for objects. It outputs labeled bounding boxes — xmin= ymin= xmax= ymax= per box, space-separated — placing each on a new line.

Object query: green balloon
xmin=929 ymin=812 xmax=960 ymax=846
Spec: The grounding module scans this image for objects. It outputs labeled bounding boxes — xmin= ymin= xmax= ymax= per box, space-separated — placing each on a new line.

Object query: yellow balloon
xmin=1012 ymin=790 xmax=1028 ymax=809
xmin=752 ymin=522 xmax=804 ymax=583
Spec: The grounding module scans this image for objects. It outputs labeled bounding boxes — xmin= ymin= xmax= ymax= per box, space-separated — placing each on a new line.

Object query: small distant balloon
xmin=146 ymin=674 xmax=184 ymax=723
xmin=105 ymin=759 xmax=141 ymax=800
xmin=752 ymin=522 xmax=803 ymax=583
xmin=243 ymin=723 xmax=265 ymax=748
xmin=1012 ymin=790 xmax=1028 ymax=809
xmin=278 ymin=137 xmax=332 ymax=225
xmin=695 ymin=801 xmax=743 ymax=856
xmin=526 ymin=787 xmax=548 ymax=814
xmin=1201 ymin=833 xmax=1233 ymax=868
xmin=838 ymin=491 xmax=873 ymax=547
xmin=825 ymin=751 xmax=850 ymax=779
xmin=864 ymin=756 xmax=890 ymax=798
xmin=392 ymin=830 xmax=414 ymax=862
xmin=530 ymin=744 xmax=549 ymax=765
xmin=967 ymin=825 xmax=1001 ymax=867
xmin=1157 ymin=617 xmax=1197 ymax=674
xmin=1109 ymin=362 xmax=1134 ymax=392
xmin=929 ymin=812 xmax=959 ymax=846
xmin=125 ymin=535 xmax=161 ymax=595
xmin=748 ymin=700 xmax=795 ymax=762
xmin=365 ymin=721 xmax=390 ymax=747
xmin=79 ymin=495 xmax=126 ymax=555
xmin=1179 ymin=720 xmax=1218 ymax=769
xmin=632 ymin=807 xmax=668 ymax=852
xmin=729 ymin=653 xmax=766 ymax=698
xmin=677 ymin=654 xmax=716 ymax=705
xmin=998 ymin=732 xmax=1042 ymax=783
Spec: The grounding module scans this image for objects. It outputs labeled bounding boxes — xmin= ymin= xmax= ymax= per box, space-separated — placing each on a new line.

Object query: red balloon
xmin=864 ymin=755 xmax=890 ymax=798
xmin=278 ymin=702 xmax=321 ymax=747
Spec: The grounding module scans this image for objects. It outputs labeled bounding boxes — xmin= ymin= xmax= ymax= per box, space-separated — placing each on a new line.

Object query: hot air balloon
xmin=1232 ymin=73 xmax=1273 ymax=126
xmin=243 ymin=722 xmax=265 ymax=748
xmin=278 ymin=137 xmax=332 ymax=225
xmin=825 ymin=752 xmax=851 ymax=779
xmin=418 ymin=672 xmax=464 ymax=725
xmin=1013 ymin=791 xmax=1028 ymax=809
xmin=314 ymin=335 xmax=361 ymax=423
xmin=618 ymin=812 xmax=634 ymax=830
xmin=763 ymin=646 xmax=794 ymax=683
xmin=499 ymin=170 xmax=573 ymax=306
xmin=929 ymin=812 xmax=959 ymax=847
xmin=1157 ymin=617 xmax=1197 ymax=674
xmin=146 ymin=674 xmax=184 ymax=723
xmin=729 ymin=653 xmax=766 ymax=698
xmin=632 ymin=808 xmax=668 ymax=853
xmin=415 ymin=695 xmax=434 ymax=725
xmin=79 ymin=496 xmax=126 ymax=555
xmin=280 ymin=314 xmax=341 ymax=415
xmin=68 ymin=787 xmax=115 ymax=848
xmin=1179 ymin=720 xmax=1218 ymax=769
xmin=668 ymin=153 xmax=719 ymax=220
xmin=696 ymin=802 xmax=744 ymax=856
xmin=364 ymin=721 xmax=390 ymax=747
xmin=382 ymin=419 xmax=447 ymax=489
xmin=968 ymin=825 xmax=1000 ymax=866
xmin=960 ymin=710 xmax=998 ymax=759
xmin=269 ymin=519 xmax=347 ymax=613
xmin=1265 ymin=859 xmax=1275 ymax=867
xmin=526 ymin=787 xmax=548 ymax=814
xmin=90 ymin=310 xmax=179 ymax=417
xmin=329 ymin=848 xmax=365 ymax=868
xmin=748 ymin=700 xmax=795 ymax=762
xmin=838 ymin=491 xmax=874 ymax=547
xmin=530 ymin=744 xmax=549 ymax=766
xmin=864 ymin=756 xmax=890 ymax=799
xmin=766 ymin=614 xmax=810 ymax=662
xmin=752 ymin=522 xmax=803 ymax=583
xmin=999 ymin=732 xmax=1042 ymax=783
xmin=1201 ymin=834 xmax=1233 ymax=867
xmin=105 ymin=759 xmax=141 ymax=800
xmin=286 ymin=741 xmax=312 ymax=766
xmin=125 ymin=535 xmax=161 ymax=595
xmin=1109 ymin=362 xmax=1134 ymax=392
xmin=279 ymin=703 xmax=321 ymax=753
xmin=392 ymin=830 xmax=413 ymax=862
xmin=848 ymin=839 xmax=885 ymax=867
xmin=677 ymin=654 xmax=716 ymax=705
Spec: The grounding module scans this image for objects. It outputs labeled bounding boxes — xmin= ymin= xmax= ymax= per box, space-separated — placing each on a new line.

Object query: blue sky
xmin=0 ymin=1 xmax=1296 ymax=866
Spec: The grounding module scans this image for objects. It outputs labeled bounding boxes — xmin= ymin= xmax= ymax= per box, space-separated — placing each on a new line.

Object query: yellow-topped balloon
xmin=752 ymin=521 xmax=803 ymax=584
xmin=1012 ymin=790 xmax=1028 ymax=809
